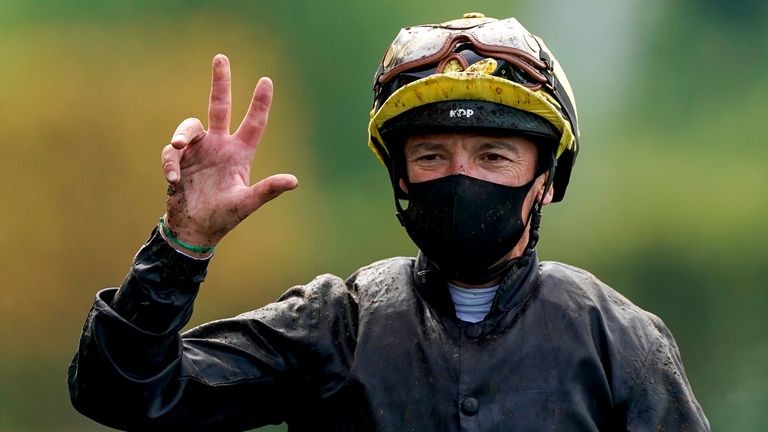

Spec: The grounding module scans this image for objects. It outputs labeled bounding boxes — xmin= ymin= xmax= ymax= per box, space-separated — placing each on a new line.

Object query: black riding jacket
xmin=68 ymin=228 xmax=709 ymax=431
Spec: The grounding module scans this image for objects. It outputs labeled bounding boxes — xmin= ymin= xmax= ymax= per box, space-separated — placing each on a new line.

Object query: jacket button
xmin=465 ymin=324 xmax=482 ymax=338
xmin=461 ymin=397 xmax=479 ymax=416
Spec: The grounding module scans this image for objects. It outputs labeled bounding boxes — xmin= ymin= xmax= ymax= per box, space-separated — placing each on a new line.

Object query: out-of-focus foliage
xmin=0 ymin=1 xmax=765 ymax=430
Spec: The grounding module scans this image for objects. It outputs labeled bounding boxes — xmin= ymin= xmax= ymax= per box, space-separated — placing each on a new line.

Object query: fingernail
xmin=172 ymin=134 xmax=186 ymax=142
xmin=167 ymin=171 xmax=178 ymax=182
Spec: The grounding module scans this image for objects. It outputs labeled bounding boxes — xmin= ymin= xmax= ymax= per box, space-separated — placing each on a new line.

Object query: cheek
xmin=405 ymin=165 xmax=417 ymax=182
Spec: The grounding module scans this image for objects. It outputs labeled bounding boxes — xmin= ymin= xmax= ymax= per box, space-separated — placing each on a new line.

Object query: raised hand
xmin=160 ymin=55 xmax=298 ymax=252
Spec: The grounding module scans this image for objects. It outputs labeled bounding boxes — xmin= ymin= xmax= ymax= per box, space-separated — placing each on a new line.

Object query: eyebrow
xmin=476 ymin=140 xmax=522 ymax=154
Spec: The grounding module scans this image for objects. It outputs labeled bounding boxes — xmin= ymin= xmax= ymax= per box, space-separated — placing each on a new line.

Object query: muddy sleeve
xmin=67 ymin=227 xmax=357 ymax=431
xmin=620 ymin=315 xmax=710 ymax=431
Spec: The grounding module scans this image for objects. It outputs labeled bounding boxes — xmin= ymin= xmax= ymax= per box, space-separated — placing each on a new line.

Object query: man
xmin=69 ymin=13 xmax=709 ymax=431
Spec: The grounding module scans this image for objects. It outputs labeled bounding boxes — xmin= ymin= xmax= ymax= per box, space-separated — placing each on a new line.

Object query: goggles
xmin=376 ymin=15 xmax=549 ymax=89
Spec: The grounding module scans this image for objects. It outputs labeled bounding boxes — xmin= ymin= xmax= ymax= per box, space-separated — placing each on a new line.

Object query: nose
xmin=452 ymin=163 xmax=468 ymax=175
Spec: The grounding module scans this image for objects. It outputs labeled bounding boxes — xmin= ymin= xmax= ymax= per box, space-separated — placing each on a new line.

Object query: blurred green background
xmin=0 ymin=0 xmax=765 ymax=430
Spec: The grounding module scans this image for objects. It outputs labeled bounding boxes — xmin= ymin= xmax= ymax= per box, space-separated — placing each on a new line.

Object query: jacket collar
xmin=412 ymin=251 xmax=540 ymax=321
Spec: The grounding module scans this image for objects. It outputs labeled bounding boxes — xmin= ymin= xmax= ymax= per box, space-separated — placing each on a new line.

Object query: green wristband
xmin=158 ymin=217 xmax=216 ymax=254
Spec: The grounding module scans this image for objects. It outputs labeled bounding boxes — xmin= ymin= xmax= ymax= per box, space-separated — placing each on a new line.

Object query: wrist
xmin=158 ymin=216 xmax=217 ymax=258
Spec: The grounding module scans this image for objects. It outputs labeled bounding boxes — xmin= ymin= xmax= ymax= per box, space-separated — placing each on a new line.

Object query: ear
xmin=542 ymin=182 xmax=554 ymax=206
xmin=535 ymin=172 xmax=555 ymax=206
xmin=398 ymin=178 xmax=409 ymax=194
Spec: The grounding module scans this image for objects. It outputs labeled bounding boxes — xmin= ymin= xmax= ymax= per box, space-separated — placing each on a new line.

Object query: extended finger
xmin=238 ymin=174 xmax=298 ymax=217
xmin=161 ymin=144 xmax=183 ymax=183
xmin=170 ymin=117 xmax=206 ymax=149
xmin=235 ymin=77 xmax=273 ymax=145
xmin=208 ymin=54 xmax=232 ymax=133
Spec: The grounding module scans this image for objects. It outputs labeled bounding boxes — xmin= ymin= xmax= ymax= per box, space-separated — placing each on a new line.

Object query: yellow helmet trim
xmin=368 ymin=72 xmax=575 ymax=164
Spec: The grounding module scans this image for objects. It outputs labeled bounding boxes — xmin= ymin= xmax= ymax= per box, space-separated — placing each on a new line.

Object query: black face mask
xmin=397 ymin=174 xmax=535 ymax=284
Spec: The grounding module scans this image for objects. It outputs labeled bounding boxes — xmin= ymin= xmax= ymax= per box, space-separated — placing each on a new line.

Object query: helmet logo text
xmin=449 ymin=109 xmax=474 ymax=118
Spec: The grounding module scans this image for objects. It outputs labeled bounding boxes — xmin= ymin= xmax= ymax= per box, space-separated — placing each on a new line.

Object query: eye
xmin=409 ymin=152 xmax=446 ymax=165
xmin=480 ymin=152 xmax=510 ymax=163
xmin=417 ymin=153 xmax=442 ymax=161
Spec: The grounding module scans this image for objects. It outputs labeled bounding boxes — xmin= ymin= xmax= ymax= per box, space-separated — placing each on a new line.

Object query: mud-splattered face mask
xmin=397 ymin=174 xmax=536 ymax=284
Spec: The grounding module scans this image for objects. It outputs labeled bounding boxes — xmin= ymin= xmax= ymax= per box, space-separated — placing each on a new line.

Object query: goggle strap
xmin=539 ymin=48 xmax=579 ymax=145
xmin=436 ymin=53 xmax=470 ymax=74
xmin=471 ymin=43 xmax=547 ymax=83
xmin=552 ymin=79 xmax=579 ymax=144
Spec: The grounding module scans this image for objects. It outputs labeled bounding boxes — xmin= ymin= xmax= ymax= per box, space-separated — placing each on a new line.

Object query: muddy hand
xmin=160 ymin=54 xmax=298 ymax=250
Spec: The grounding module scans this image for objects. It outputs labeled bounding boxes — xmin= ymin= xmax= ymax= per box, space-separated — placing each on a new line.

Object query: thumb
xmin=239 ymin=174 xmax=299 ymax=217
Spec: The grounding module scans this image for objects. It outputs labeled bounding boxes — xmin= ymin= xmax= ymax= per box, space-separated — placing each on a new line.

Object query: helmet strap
xmin=390 ymin=141 xmax=411 ymax=225
xmin=523 ymin=151 xmax=556 ymax=255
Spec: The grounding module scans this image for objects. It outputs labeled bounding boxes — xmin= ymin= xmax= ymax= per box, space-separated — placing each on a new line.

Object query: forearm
xmin=111 ymin=225 xmax=209 ymax=334
xmin=68 ymin=226 xmax=211 ymax=427
xmin=67 ymin=226 xmax=339 ymax=430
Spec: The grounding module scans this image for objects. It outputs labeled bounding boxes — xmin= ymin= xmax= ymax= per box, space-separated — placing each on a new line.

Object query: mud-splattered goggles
xmin=374 ymin=15 xmax=554 ymax=99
